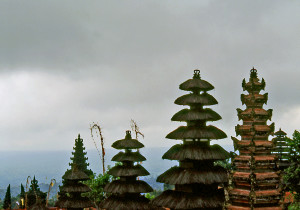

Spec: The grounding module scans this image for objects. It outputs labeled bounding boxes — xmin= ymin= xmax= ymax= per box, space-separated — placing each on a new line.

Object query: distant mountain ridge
xmin=0 ymin=145 xmax=233 ymax=199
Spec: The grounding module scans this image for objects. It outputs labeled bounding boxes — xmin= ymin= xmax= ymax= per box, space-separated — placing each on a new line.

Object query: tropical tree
xmin=84 ymin=166 xmax=114 ymax=209
xmin=3 ymin=184 xmax=11 ymax=209
xmin=284 ymin=130 xmax=300 ymax=202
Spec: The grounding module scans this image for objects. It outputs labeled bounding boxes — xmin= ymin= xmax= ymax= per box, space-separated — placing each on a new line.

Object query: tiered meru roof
xmin=100 ymin=130 xmax=153 ymax=210
xmin=151 ymin=70 xmax=229 ymax=210
xmin=55 ymin=164 xmax=92 ymax=210
xmin=272 ymin=129 xmax=290 ymax=170
xmin=228 ymin=68 xmax=282 ymax=210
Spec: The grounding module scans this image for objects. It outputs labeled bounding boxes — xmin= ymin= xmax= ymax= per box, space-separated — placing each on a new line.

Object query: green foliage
xmin=288 ymin=202 xmax=300 ymax=210
xmin=214 ymin=151 xmax=237 ymax=171
xmin=145 ymin=189 xmax=163 ymax=200
xmin=27 ymin=176 xmax=47 ymax=208
xmin=3 ymin=184 xmax=11 ymax=209
xmin=284 ymin=130 xmax=300 ymax=201
xmin=70 ymin=134 xmax=93 ymax=177
xmin=47 ymin=195 xmax=57 ymax=207
xmin=83 ymin=169 xmax=114 ymax=209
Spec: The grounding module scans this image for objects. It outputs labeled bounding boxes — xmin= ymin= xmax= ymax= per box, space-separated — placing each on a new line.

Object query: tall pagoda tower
xmin=272 ymin=129 xmax=290 ymax=171
xmin=55 ymin=164 xmax=93 ymax=210
xmin=229 ymin=68 xmax=282 ymax=210
xmin=100 ymin=130 xmax=153 ymax=210
xmin=151 ymin=70 xmax=229 ymax=210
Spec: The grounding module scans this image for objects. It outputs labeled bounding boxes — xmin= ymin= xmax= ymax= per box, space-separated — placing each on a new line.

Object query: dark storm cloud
xmin=0 ymin=0 xmax=300 ymax=150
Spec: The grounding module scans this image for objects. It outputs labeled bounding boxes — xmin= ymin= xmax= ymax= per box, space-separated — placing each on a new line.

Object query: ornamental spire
xmin=228 ymin=68 xmax=282 ymax=210
xmin=151 ymin=70 xmax=229 ymax=210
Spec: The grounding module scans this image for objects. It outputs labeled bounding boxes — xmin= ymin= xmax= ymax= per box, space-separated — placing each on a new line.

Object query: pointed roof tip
xmin=250 ymin=67 xmax=258 ymax=78
xmin=193 ymin=69 xmax=201 ymax=79
xmin=125 ymin=130 xmax=132 ymax=139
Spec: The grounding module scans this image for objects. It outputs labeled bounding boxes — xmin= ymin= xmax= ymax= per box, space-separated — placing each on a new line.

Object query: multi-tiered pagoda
xmin=229 ymin=68 xmax=282 ymax=210
xmin=272 ymin=129 xmax=290 ymax=171
xmin=55 ymin=164 xmax=92 ymax=210
xmin=151 ymin=70 xmax=229 ymax=209
xmin=100 ymin=130 xmax=153 ymax=210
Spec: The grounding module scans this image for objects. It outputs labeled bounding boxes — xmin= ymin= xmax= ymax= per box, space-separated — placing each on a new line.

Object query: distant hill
xmin=0 ymin=145 xmax=234 ymax=199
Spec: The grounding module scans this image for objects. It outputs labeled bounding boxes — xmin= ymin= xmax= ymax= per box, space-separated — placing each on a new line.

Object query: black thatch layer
xmin=100 ymin=194 xmax=152 ymax=210
xmin=28 ymin=198 xmax=49 ymax=210
xmin=174 ymin=93 xmax=218 ymax=106
xmin=112 ymin=151 xmax=146 ymax=162
xmin=108 ymin=164 xmax=150 ymax=177
xmin=151 ymin=190 xmax=224 ymax=209
xmin=55 ymin=197 xmax=93 ymax=209
xmin=274 ymin=129 xmax=287 ymax=136
xmin=171 ymin=108 xmax=222 ymax=122
xmin=63 ymin=167 xmax=90 ymax=181
xmin=166 ymin=125 xmax=227 ymax=140
xmin=112 ymin=139 xmax=144 ymax=149
xmin=179 ymin=78 xmax=214 ymax=92
xmin=60 ymin=182 xmax=91 ymax=193
xmin=162 ymin=144 xmax=229 ymax=161
xmin=157 ymin=166 xmax=227 ymax=185
xmin=104 ymin=180 xmax=153 ymax=194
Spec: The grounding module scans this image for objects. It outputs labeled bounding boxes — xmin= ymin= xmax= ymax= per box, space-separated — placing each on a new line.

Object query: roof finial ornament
xmin=125 ymin=130 xmax=132 ymax=139
xmin=250 ymin=67 xmax=257 ymax=78
xmin=193 ymin=69 xmax=201 ymax=79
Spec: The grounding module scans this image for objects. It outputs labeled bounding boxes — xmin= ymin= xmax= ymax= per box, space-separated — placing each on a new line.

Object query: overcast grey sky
xmin=0 ymin=0 xmax=299 ymax=151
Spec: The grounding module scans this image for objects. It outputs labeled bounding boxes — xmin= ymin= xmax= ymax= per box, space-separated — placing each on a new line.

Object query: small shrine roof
xmin=151 ymin=190 xmax=224 ymax=209
xmin=100 ymin=194 xmax=151 ymax=210
xmin=157 ymin=165 xmax=227 ymax=185
xmin=166 ymin=125 xmax=227 ymax=140
xmin=274 ymin=129 xmax=287 ymax=136
xmin=107 ymin=164 xmax=150 ymax=177
xmin=104 ymin=180 xmax=152 ymax=194
xmin=171 ymin=108 xmax=221 ymax=122
xmin=60 ymin=183 xmax=91 ymax=193
xmin=235 ymin=155 xmax=276 ymax=162
xmin=112 ymin=151 xmax=146 ymax=162
xmin=112 ymin=131 xmax=144 ymax=149
xmin=175 ymin=93 xmax=218 ymax=106
xmin=179 ymin=70 xmax=214 ymax=92
xmin=63 ymin=165 xmax=89 ymax=181
xmin=162 ymin=143 xmax=229 ymax=161
xmin=236 ymin=124 xmax=273 ymax=132
xmin=233 ymin=172 xmax=279 ymax=180
xmin=240 ymin=108 xmax=271 ymax=116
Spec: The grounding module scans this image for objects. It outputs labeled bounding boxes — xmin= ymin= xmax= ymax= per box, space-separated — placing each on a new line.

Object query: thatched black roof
xmin=100 ymin=194 xmax=152 ymax=210
xmin=175 ymin=93 xmax=218 ymax=106
xmin=274 ymin=129 xmax=287 ymax=136
xmin=112 ymin=131 xmax=144 ymax=149
xmin=112 ymin=151 xmax=146 ymax=162
xmin=62 ymin=166 xmax=90 ymax=181
xmin=104 ymin=180 xmax=153 ymax=194
xmin=60 ymin=182 xmax=91 ymax=193
xmin=171 ymin=108 xmax=221 ymax=122
xmin=179 ymin=77 xmax=214 ymax=92
xmin=157 ymin=166 xmax=227 ymax=185
xmin=28 ymin=197 xmax=49 ymax=210
xmin=166 ymin=125 xmax=227 ymax=140
xmin=151 ymin=189 xmax=224 ymax=209
xmin=55 ymin=197 xmax=93 ymax=209
xmin=108 ymin=164 xmax=150 ymax=177
xmin=112 ymin=138 xmax=144 ymax=149
xmin=162 ymin=144 xmax=229 ymax=161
